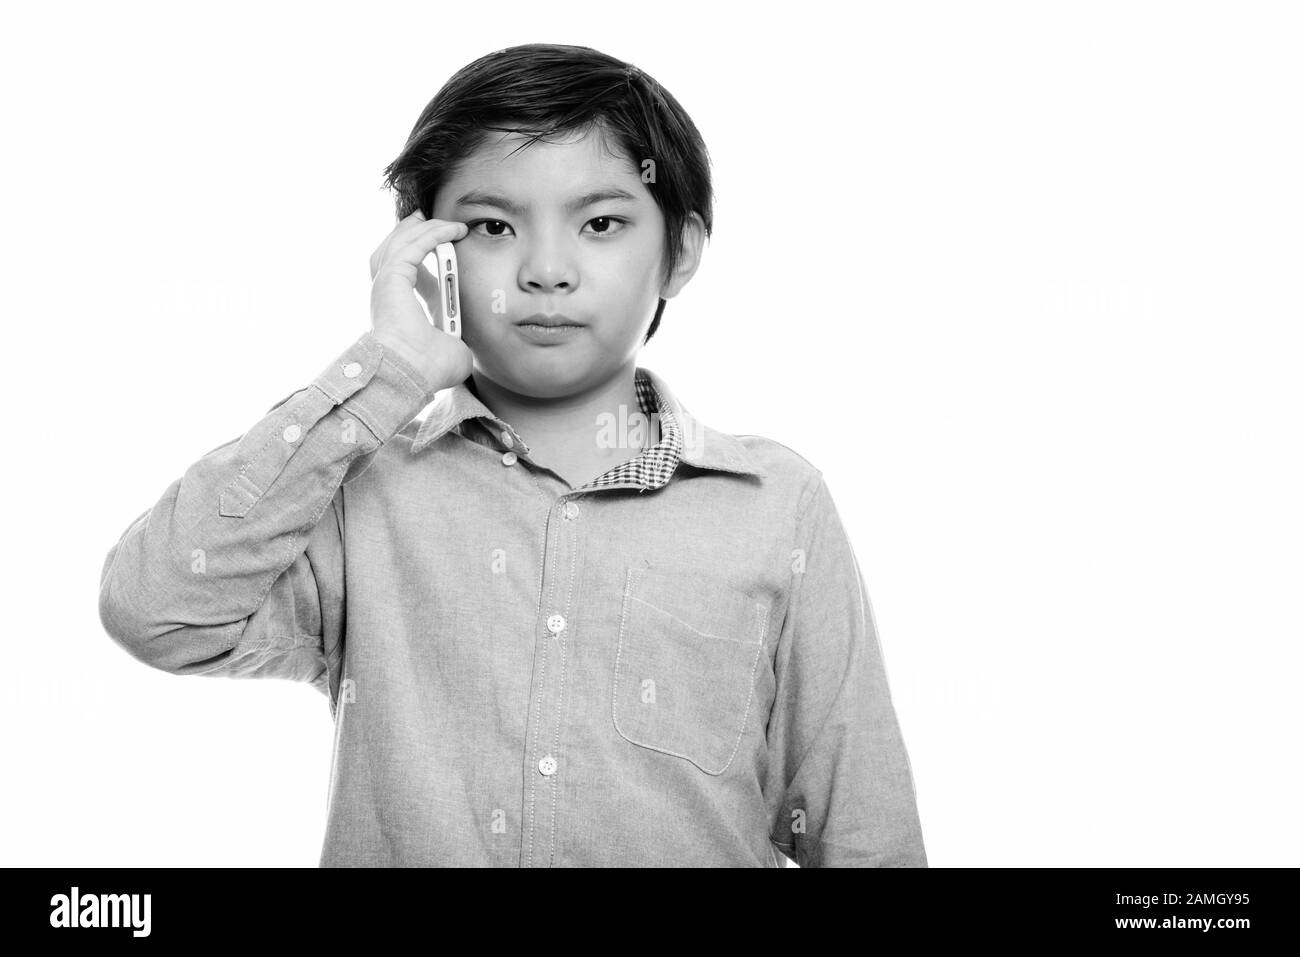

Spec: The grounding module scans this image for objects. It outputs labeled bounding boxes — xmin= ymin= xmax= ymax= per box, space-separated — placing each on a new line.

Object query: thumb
xmin=415 ymin=259 xmax=441 ymax=316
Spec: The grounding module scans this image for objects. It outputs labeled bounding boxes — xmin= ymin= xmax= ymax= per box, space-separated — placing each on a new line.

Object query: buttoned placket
xmin=475 ymin=419 xmax=663 ymax=868
xmin=452 ymin=403 xmax=671 ymax=866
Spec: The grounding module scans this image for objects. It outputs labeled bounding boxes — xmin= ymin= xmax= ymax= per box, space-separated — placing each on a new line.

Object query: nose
xmin=518 ymin=231 xmax=578 ymax=294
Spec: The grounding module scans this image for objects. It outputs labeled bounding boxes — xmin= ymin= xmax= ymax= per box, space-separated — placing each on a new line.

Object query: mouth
xmin=515 ymin=313 xmax=585 ymax=328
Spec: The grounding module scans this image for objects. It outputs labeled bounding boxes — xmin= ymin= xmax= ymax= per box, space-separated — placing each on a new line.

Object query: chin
xmin=479 ymin=355 xmax=587 ymax=397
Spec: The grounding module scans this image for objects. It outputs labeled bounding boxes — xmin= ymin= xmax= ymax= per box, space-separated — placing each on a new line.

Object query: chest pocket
xmin=612 ymin=566 xmax=770 ymax=775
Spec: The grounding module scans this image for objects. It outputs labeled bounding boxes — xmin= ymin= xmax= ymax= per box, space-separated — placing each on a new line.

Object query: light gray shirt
xmin=98 ymin=331 xmax=927 ymax=867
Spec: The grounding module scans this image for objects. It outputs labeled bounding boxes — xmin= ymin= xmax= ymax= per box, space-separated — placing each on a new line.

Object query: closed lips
xmin=518 ymin=314 xmax=582 ymax=326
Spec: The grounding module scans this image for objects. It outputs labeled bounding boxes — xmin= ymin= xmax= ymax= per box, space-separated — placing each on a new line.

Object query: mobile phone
xmin=423 ymin=241 xmax=462 ymax=339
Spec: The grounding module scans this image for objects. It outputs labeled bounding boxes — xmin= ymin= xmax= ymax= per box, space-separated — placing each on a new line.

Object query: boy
xmin=98 ymin=43 xmax=927 ymax=867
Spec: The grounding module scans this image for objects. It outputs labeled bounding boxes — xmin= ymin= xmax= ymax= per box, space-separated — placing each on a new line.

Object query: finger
xmin=372 ymin=213 xmax=440 ymax=278
xmin=387 ymin=213 xmax=457 ymax=257
xmin=392 ymin=222 xmax=467 ymax=267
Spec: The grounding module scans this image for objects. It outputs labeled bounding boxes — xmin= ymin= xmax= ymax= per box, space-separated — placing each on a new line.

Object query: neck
xmin=468 ymin=362 xmax=646 ymax=473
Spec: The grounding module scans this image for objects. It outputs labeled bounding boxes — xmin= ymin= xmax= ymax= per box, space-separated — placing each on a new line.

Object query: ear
xmin=658 ymin=212 xmax=707 ymax=300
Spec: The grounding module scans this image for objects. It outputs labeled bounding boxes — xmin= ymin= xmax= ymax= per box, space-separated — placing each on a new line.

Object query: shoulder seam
xmin=793 ymin=470 xmax=826 ymax=527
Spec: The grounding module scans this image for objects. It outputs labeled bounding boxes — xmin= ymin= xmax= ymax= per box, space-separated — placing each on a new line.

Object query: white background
xmin=2 ymin=0 xmax=1296 ymax=867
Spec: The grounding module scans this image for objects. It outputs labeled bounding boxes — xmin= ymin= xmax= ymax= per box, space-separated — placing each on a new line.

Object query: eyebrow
xmin=453 ymin=187 xmax=639 ymax=216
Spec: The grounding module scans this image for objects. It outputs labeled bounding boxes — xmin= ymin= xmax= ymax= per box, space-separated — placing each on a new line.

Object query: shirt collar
xmin=408 ymin=366 xmax=765 ymax=480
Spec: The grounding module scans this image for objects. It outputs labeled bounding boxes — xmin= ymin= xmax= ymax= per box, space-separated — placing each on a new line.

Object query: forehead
xmin=445 ymin=124 xmax=642 ymax=196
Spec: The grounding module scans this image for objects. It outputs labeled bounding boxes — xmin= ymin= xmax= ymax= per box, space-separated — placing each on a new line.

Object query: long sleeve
xmin=765 ymin=473 xmax=928 ymax=867
xmin=98 ymin=331 xmax=435 ymax=710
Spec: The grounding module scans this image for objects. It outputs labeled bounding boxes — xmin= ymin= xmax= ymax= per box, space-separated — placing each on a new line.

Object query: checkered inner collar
xmin=576 ymin=368 xmax=682 ymax=492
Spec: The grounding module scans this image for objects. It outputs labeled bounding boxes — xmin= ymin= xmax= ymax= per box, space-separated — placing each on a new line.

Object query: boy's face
xmin=431 ymin=123 xmax=686 ymax=399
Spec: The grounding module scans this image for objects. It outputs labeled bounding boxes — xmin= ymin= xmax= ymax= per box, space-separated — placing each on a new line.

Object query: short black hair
xmin=381 ymin=43 xmax=714 ymax=345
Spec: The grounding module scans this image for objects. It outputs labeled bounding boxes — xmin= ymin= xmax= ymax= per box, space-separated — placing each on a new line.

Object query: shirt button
xmin=342 ymin=361 xmax=362 ymax=379
xmin=547 ymin=614 xmax=566 ymax=635
xmin=563 ymin=501 xmax=580 ymax=520
xmin=538 ymin=754 xmax=557 ymax=776
xmin=282 ymin=424 xmax=302 ymax=443
xmin=500 ymin=429 xmax=514 ymax=448
xmin=502 ymin=451 xmax=518 ymax=466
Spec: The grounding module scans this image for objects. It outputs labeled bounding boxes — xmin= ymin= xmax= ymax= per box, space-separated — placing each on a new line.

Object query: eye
xmin=584 ymin=216 xmax=629 ymax=236
xmin=466 ymin=219 xmax=514 ymax=238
